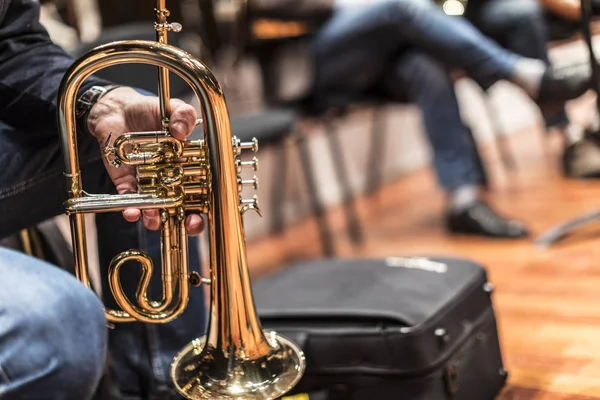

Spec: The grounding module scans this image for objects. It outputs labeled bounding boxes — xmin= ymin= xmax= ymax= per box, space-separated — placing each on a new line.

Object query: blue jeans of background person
xmin=312 ymin=0 xmax=521 ymax=189
xmin=465 ymin=0 xmax=569 ymax=128
xmin=0 ymin=121 xmax=207 ymax=399
xmin=0 ymin=247 xmax=107 ymax=400
xmin=313 ymin=0 xmax=519 ymax=95
xmin=382 ymin=50 xmax=483 ymax=189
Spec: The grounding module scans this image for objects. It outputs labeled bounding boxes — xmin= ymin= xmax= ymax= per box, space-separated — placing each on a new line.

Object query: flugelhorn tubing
xmin=65 ymin=191 xmax=184 ymax=214
xmin=111 ymin=131 xmax=184 ymax=165
xmin=108 ymin=213 xmax=190 ymax=323
xmin=155 ymin=0 xmax=172 ymax=126
xmin=59 ymin=36 xmax=305 ymax=399
xmin=57 ymin=40 xmax=266 ymax=341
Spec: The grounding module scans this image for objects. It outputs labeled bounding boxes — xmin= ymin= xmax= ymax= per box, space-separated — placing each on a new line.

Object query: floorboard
xmin=244 ymin=96 xmax=600 ymax=398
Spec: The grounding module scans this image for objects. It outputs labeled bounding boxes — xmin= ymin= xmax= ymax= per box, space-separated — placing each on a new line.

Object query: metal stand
xmin=323 ymin=115 xmax=365 ymax=246
xmin=483 ymin=93 xmax=518 ymax=172
xmin=535 ymin=0 xmax=600 ymax=247
xmin=296 ymin=130 xmax=337 ymax=256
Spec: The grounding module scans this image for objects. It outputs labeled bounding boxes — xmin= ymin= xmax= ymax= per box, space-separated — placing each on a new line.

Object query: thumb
xmin=169 ymin=99 xmax=198 ymax=140
xmin=110 ymin=168 xmax=142 ymax=223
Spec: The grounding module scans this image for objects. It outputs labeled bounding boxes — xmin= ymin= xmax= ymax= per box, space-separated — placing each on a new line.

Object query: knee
xmin=44 ymin=278 xmax=108 ymax=391
xmin=0 ymin=249 xmax=107 ymax=399
xmin=27 ymin=279 xmax=107 ymax=397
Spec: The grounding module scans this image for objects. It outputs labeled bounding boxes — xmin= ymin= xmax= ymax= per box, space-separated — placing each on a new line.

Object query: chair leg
xmin=483 ymin=93 xmax=517 ymax=170
xmin=295 ymin=131 xmax=336 ymax=256
xmin=535 ymin=208 xmax=600 ymax=247
xmin=323 ymin=116 xmax=365 ymax=246
xmin=269 ymin=142 xmax=288 ymax=233
xmin=366 ymin=106 xmax=387 ymax=196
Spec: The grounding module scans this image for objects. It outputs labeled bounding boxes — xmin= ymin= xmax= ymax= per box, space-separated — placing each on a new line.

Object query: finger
xmin=185 ymin=214 xmax=204 ymax=236
xmin=123 ymin=208 xmax=141 ymax=222
xmin=169 ymin=100 xmax=197 ymax=140
xmin=113 ymin=174 xmax=142 ymax=224
xmin=142 ymin=209 xmax=161 ymax=231
xmin=112 ymin=169 xmax=138 ymax=195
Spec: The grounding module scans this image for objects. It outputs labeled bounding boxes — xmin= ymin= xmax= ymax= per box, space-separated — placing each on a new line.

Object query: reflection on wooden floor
xmin=245 ymin=102 xmax=600 ymax=399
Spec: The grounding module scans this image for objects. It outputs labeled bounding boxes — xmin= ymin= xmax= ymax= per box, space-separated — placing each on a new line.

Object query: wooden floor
xmin=244 ymin=102 xmax=600 ymax=399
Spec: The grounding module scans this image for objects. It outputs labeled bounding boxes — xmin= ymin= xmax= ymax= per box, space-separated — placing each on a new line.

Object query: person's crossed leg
xmin=309 ymin=0 xmax=587 ymax=237
xmin=381 ymin=50 xmax=529 ymax=238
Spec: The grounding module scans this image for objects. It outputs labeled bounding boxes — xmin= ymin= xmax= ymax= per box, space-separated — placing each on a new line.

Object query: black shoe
xmin=535 ymin=64 xmax=591 ymax=111
xmin=446 ymin=200 xmax=530 ymax=239
xmin=562 ymin=128 xmax=600 ymax=179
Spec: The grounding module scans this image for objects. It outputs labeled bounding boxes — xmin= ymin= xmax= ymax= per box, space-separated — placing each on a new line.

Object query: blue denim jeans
xmin=0 ymin=121 xmax=207 ymax=399
xmin=313 ymin=0 xmax=520 ymax=189
xmin=313 ymin=0 xmax=519 ymax=95
xmin=0 ymin=247 xmax=107 ymax=400
xmin=382 ymin=50 xmax=484 ymax=189
xmin=466 ymin=0 xmax=569 ymax=128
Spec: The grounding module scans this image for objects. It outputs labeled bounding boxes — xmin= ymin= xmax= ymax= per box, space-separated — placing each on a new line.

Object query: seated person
xmin=465 ymin=0 xmax=600 ymax=43
xmin=539 ymin=0 xmax=600 ymax=76
xmin=0 ymin=0 xmax=205 ymax=398
xmin=249 ymin=0 xmax=592 ymax=238
xmin=541 ymin=0 xmax=600 ymax=26
xmin=465 ymin=0 xmax=590 ymax=161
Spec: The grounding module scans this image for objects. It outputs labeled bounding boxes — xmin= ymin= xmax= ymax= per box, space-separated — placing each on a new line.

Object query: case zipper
xmin=314 ymin=305 xmax=496 ymax=378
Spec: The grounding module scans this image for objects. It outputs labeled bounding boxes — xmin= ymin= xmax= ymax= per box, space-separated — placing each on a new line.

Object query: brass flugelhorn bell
xmin=56 ymin=1 xmax=305 ymax=398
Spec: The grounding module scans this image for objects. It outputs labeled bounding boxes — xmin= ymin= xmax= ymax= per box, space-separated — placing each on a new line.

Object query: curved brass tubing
xmin=57 ymin=1 xmax=305 ymax=397
xmin=108 ymin=209 xmax=189 ymax=323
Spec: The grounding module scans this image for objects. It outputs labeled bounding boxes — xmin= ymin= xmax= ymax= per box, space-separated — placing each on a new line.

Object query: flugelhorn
xmin=56 ymin=1 xmax=305 ymax=398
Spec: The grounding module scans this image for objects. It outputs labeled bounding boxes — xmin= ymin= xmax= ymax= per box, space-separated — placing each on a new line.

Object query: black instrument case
xmin=254 ymin=257 xmax=508 ymax=400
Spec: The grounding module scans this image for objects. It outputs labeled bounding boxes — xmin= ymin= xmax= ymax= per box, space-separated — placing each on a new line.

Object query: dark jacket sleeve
xmin=0 ymin=0 xmax=109 ymax=137
xmin=248 ymin=0 xmax=335 ymax=21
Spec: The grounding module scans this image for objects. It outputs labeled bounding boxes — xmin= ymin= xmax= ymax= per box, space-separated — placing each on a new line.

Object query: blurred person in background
xmin=542 ymin=0 xmax=600 ymax=23
xmin=465 ymin=0 xmax=575 ymax=137
xmin=465 ymin=0 xmax=600 ymax=178
xmin=0 ymin=0 xmax=205 ymax=399
xmin=249 ymin=0 xmax=592 ymax=238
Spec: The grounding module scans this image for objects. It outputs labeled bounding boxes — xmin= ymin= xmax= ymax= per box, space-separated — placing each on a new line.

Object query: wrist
xmin=76 ymin=85 xmax=122 ymax=137
xmin=86 ymin=86 xmax=138 ymax=139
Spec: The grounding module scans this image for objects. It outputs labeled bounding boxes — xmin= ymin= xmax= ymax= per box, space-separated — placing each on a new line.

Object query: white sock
xmin=449 ymin=185 xmax=479 ymax=212
xmin=563 ymin=123 xmax=584 ymax=145
xmin=510 ymin=59 xmax=547 ymax=98
xmin=590 ymin=112 xmax=600 ymax=132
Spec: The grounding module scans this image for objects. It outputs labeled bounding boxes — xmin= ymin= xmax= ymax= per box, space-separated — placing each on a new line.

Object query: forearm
xmin=541 ymin=0 xmax=582 ymax=21
xmin=0 ymin=0 xmax=109 ymax=137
